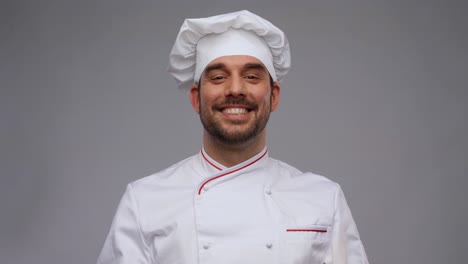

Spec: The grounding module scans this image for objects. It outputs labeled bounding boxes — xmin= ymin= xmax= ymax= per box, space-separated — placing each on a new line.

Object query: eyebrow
xmin=243 ymin=63 xmax=268 ymax=72
xmin=203 ymin=63 xmax=226 ymax=74
xmin=203 ymin=62 xmax=268 ymax=75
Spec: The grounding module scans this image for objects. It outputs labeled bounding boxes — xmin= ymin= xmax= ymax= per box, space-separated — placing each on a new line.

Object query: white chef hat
xmin=167 ymin=10 xmax=291 ymax=91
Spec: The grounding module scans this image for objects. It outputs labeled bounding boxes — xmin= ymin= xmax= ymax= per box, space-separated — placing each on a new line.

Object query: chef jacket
xmin=97 ymin=147 xmax=369 ymax=264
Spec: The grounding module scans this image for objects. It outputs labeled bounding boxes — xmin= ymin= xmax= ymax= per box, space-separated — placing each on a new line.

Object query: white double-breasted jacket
xmin=97 ymin=148 xmax=368 ymax=264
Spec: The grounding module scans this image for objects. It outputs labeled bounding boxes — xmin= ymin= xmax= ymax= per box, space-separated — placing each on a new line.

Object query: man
xmin=97 ymin=10 xmax=368 ymax=264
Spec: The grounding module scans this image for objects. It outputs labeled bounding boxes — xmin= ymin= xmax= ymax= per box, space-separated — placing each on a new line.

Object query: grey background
xmin=1 ymin=0 xmax=467 ymax=263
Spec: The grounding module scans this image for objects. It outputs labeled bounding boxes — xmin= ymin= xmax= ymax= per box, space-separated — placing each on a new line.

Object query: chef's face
xmin=190 ymin=55 xmax=280 ymax=146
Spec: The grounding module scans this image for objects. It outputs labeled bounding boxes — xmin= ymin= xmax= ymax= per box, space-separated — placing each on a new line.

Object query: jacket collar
xmin=200 ymin=146 xmax=268 ymax=172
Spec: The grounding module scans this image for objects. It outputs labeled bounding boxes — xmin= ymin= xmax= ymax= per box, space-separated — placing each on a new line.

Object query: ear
xmin=189 ymin=83 xmax=200 ymax=113
xmin=270 ymin=82 xmax=281 ymax=112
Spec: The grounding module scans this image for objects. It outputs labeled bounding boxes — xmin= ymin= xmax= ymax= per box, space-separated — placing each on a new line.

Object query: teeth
xmin=223 ymin=108 xmax=248 ymax=115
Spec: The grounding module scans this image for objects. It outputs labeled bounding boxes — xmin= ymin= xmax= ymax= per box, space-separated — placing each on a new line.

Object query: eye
xmin=208 ymin=75 xmax=227 ymax=84
xmin=245 ymin=75 xmax=259 ymax=80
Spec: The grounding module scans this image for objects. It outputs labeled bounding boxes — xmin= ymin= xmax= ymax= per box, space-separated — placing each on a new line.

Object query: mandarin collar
xmin=199 ymin=146 xmax=269 ymax=173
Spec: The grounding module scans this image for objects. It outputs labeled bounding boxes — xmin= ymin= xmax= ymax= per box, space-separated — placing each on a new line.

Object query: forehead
xmin=204 ymin=55 xmax=268 ymax=72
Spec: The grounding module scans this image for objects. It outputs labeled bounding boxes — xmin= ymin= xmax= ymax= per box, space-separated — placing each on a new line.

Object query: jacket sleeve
xmin=97 ymin=184 xmax=151 ymax=264
xmin=325 ymin=185 xmax=369 ymax=264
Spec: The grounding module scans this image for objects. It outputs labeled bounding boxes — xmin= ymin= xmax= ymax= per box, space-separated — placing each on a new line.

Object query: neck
xmin=202 ymin=132 xmax=266 ymax=167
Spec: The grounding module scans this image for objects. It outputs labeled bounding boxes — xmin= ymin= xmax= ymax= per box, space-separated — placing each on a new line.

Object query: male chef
xmin=97 ymin=10 xmax=369 ymax=264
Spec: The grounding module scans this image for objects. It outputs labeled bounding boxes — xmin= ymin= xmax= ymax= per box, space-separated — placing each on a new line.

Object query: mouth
xmin=216 ymin=105 xmax=255 ymax=121
xmin=221 ymin=107 xmax=250 ymax=115
xmin=214 ymin=99 xmax=257 ymax=120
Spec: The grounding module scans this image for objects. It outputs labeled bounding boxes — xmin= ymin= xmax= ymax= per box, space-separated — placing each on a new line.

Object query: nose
xmin=225 ymin=76 xmax=246 ymax=97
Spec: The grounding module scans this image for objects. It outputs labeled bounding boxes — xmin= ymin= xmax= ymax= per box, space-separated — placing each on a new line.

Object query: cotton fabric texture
xmin=97 ymin=148 xmax=369 ymax=264
xmin=167 ymin=10 xmax=291 ymax=91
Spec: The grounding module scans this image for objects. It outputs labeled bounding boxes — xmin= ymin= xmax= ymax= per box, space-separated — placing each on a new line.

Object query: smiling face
xmin=190 ymin=55 xmax=280 ymax=147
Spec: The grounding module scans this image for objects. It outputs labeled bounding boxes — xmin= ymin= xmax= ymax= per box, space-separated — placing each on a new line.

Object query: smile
xmin=222 ymin=108 xmax=249 ymax=115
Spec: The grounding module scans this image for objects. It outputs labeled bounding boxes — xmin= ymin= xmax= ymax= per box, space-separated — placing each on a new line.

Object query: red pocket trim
xmin=286 ymin=228 xmax=327 ymax=233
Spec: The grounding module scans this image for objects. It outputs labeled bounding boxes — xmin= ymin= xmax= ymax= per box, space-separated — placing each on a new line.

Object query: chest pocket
xmin=279 ymin=224 xmax=331 ymax=264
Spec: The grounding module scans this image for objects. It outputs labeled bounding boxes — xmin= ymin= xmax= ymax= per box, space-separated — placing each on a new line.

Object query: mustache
xmin=213 ymin=97 xmax=258 ymax=110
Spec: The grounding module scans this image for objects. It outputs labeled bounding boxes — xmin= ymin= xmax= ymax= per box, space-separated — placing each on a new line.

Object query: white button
xmin=203 ymin=186 xmax=209 ymax=192
xmin=265 ymin=189 xmax=272 ymax=195
xmin=266 ymin=243 xmax=273 ymax=249
xmin=203 ymin=244 xmax=210 ymax=250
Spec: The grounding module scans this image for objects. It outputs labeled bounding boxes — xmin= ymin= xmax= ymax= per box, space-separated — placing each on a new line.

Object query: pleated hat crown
xmin=167 ymin=10 xmax=291 ymax=91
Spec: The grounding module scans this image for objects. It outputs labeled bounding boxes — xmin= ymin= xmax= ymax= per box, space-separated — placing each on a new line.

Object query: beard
xmin=199 ymin=96 xmax=271 ymax=145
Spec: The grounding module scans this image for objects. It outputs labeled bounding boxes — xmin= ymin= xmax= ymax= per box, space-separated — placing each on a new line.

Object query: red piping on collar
xmin=200 ymin=150 xmax=222 ymax=171
xmin=198 ymin=150 xmax=268 ymax=195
